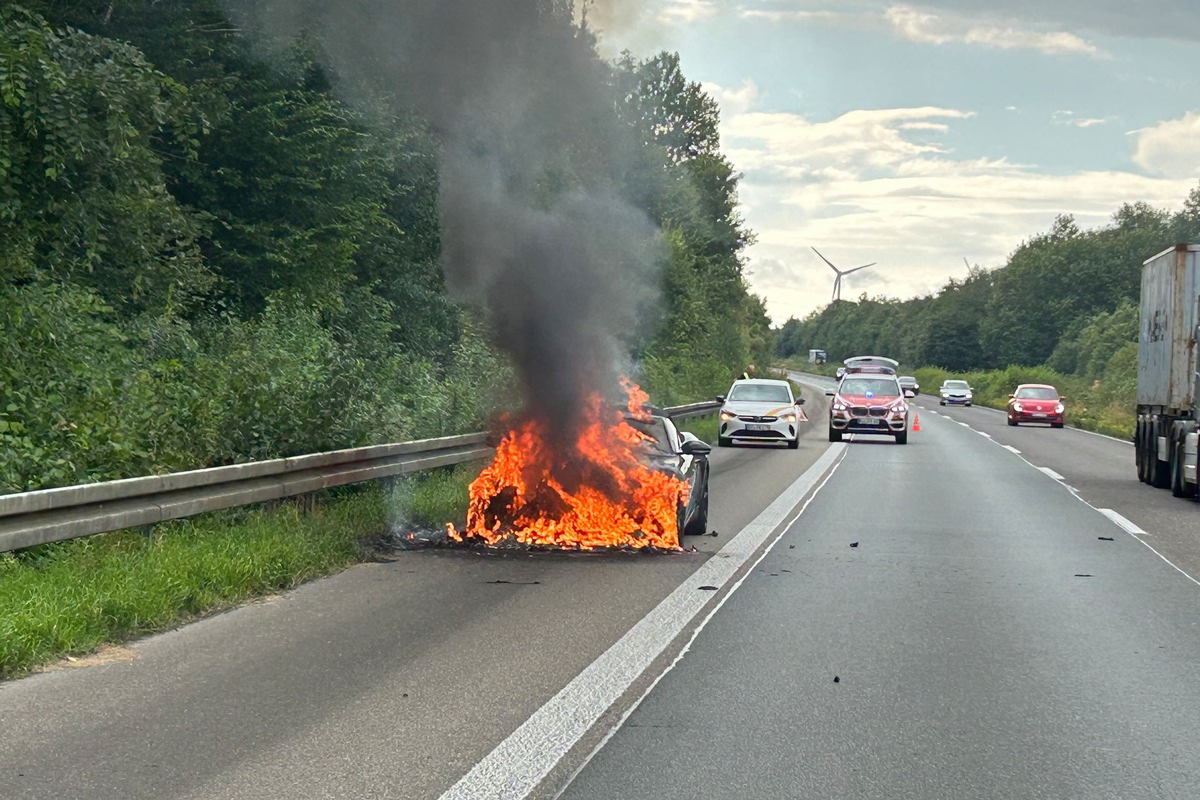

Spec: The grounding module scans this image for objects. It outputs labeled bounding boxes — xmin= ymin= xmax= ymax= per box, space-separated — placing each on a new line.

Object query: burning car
xmin=626 ymin=412 xmax=711 ymax=537
xmin=446 ymin=384 xmax=701 ymax=550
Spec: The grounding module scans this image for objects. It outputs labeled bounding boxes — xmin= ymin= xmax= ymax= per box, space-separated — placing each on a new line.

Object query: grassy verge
xmin=677 ymin=415 xmax=718 ymax=444
xmin=912 ymin=365 xmax=1135 ymax=440
xmin=0 ymin=464 xmax=483 ymax=680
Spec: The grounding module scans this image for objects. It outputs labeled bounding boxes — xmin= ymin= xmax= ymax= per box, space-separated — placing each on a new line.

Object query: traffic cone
xmin=911 ymin=412 xmax=921 ymax=432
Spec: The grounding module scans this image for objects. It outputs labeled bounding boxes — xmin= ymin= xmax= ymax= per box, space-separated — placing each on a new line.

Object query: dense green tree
xmin=0 ymin=6 xmax=211 ymax=314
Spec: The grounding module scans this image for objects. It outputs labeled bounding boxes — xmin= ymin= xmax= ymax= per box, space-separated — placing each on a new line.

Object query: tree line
xmin=0 ymin=3 xmax=771 ymax=492
xmin=776 ymin=190 xmax=1200 ymax=390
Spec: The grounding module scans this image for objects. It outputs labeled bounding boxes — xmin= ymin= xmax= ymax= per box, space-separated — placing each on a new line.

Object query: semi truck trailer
xmin=1135 ymin=243 xmax=1199 ymax=499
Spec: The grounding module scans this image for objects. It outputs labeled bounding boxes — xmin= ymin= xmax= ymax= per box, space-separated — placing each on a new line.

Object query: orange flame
xmin=448 ymin=382 xmax=689 ymax=550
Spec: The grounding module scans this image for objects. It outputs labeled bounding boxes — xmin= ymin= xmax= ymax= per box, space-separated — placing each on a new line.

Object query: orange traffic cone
xmin=911 ymin=412 xmax=921 ymax=432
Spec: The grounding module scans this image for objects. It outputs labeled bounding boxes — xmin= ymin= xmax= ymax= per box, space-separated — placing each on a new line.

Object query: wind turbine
xmin=811 ymin=247 xmax=877 ymax=302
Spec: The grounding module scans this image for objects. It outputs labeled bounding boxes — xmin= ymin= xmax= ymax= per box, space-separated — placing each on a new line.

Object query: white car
xmin=939 ymin=379 xmax=973 ymax=406
xmin=717 ymin=379 xmax=805 ymax=449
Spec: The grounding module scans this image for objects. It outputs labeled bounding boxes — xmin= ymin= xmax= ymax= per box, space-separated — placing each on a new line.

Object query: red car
xmin=1006 ymin=384 xmax=1065 ymax=428
xmin=826 ymin=373 xmax=911 ymax=444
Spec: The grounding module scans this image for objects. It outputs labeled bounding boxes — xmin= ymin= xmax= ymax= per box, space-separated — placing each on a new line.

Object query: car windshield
xmin=943 ymin=381 xmax=969 ymax=390
xmin=1016 ymin=387 xmax=1058 ymax=400
xmin=839 ymin=378 xmax=900 ymax=398
xmin=728 ymin=384 xmax=792 ymax=403
xmin=624 ymin=417 xmax=675 ymax=455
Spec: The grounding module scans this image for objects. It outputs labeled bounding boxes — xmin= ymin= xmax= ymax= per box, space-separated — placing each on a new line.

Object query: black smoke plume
xmin=233 ymin=1 xmax=663 ymax=453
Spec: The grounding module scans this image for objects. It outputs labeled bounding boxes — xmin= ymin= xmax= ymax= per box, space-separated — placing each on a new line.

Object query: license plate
xmin=747 ymin=423 xmax=771 ymax=431
xmin=1032 ymin=413 xmax=1047 ymax=418
xmin=857 ymin=419 xmax=882 ymax=426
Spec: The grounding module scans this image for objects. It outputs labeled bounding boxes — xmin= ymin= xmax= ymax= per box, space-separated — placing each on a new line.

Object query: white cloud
xmin=702 ymin=79 xmax=761 ymax=118
xmin=1132 ymin=113 xmax=1200 ymax=177
xmin=659 ymin=0 xmax=719 ymax=25
xmin=717 ymin=105 xmax=1195 ymax=322
xmin=1052 ymin=110 xmax=1110 ymax=128
xmin=884 ymin=4 xmax=1101 ymax=56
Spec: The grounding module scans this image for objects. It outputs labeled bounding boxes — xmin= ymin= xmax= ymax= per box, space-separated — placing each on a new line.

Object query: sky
xmin=589 ymin=0 xmax=1200 ymax=324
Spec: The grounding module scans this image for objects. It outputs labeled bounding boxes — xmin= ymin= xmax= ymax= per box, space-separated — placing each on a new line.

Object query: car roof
xmin=731 ymin=378 xmax=791 ymax=387
xmin=1016 ymin=383 xmax=1057 ymax=390
xmin=844 ymin=355 xmax=898 ymax=367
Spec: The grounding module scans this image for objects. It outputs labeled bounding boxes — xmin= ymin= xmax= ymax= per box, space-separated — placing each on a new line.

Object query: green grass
xmin=0 ymin=464 xmax=485 ymax=680
xmin=677 ymin=415 xmax=718 ymax=444
xmin=386 ymin=462 xmax=481 ymax=530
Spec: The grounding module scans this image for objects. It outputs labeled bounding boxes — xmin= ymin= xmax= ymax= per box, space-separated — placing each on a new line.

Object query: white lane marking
xmin=958 ymin=422 xmax=971 ymax=428
xmin=439 ymin=444 xmax=847 ymax=800
xmin=1074 ymin=427 xmax=1134 ymax=447
xmin=555 ymin=452 xmax=846 ymax=799
xmin=1098 ymin=509 xmax=1150 ymax=536
xmin=1003 ymin=445 xmax=1021 ymax=454
xmin=1089 ymin=506 xmax=1200 ymax=591
xmin=940 ymin=399 xmax=1200 ymax=589
xmin=978 ymin=431 xmax=992 ymax=439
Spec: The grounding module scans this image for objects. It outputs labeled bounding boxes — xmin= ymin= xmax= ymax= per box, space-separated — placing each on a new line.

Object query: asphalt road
xmin=0 ymin=388 xmax=833 ymax=800
xmin=4 ymin=382 xmax=1200 ymax=799
xmin=560 ymin=395 xmax=1200 ymax=799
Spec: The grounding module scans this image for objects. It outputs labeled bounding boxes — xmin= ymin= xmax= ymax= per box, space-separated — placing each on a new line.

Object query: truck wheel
xmin=1151 ymin=420 xmax=1171 ymax=489
xmin=1171 ymin=435 xmax=1186 ymax=497
xmin=1136 ymin=420 xmax=1148 ymax=483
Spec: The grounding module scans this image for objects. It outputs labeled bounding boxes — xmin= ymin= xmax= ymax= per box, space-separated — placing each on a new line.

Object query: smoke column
xmin=233 ymin=0 xmax=664 ymax=453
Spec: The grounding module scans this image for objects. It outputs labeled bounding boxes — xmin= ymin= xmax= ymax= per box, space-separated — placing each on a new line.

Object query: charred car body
xmin=826 ymin=356 xmax=912 ymax=444
xmin=628 ymin=412 xmax=712 ymax=537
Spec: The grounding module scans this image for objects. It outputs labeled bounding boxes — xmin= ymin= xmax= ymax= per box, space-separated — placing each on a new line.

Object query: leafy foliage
xmin=1 ymin=5 xmax=767 ymax=493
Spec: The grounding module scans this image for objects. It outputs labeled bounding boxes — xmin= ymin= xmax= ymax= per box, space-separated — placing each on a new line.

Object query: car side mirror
xmin=796 ymin=398 xmax=806 ymax=406
xmin=681 ymin=439 xmax=711 ymax=457
xmin=1058 ymin=396 xmax=1067 ymax=402
xmin=1008 ymin=393 xmax=1015 ymax=398
xmin=825 ymin=390 xmax=835 ymax=397
xmin=716 ymin=395 xmax=726 ymax=403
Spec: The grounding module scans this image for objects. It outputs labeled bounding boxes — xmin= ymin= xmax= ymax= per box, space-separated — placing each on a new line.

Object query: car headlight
xmin=1013 ymin=402 xmax=1023 ymax=412
xmin=832 ymin=401 xmax=847 ymax=412
xmin=964 ymin=392 xmax=973 ymax=399
xmin=781 ymin=412 xmax=797 ymax=423
xmin=890 ymin=405 xmax=907 ymax=417
xmin=719 ymin=410 xmax=736 ymax=422
xmin=1056 ymin=403 xmax=1065 ymax=414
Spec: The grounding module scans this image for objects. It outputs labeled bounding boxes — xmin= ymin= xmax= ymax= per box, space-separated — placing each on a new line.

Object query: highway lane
xmin=923 ymin=399 xmax=1200 ymax=581
xmin=558 ymin=398 xmax=1200 ymax=799
xmin=0 ymin=388 xmax=833 ymax=800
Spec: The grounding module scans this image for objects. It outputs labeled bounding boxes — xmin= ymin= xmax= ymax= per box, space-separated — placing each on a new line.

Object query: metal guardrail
xmin=0 ymin=402 xmax=722 ymax=554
